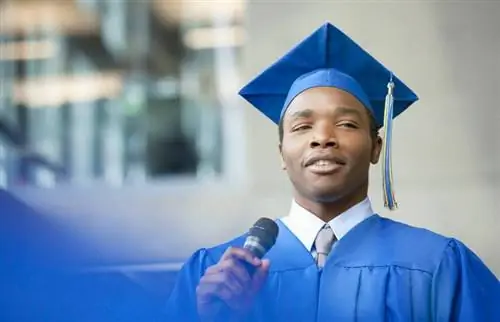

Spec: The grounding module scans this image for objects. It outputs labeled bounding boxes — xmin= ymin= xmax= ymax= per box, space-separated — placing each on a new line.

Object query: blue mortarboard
xmin=238 ymin=22 xmax=419 ymax=210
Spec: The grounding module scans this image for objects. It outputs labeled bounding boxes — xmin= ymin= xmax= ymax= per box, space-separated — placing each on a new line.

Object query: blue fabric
xmin=165 ymin=215 xmax=499 ymax=321
xmin=282 ymin=69 xmax=373 ymax=121
xmin=0 ymin=189 xmax=164 ymax=321
xmin=238 ymin=22 xmax=419 ymax=126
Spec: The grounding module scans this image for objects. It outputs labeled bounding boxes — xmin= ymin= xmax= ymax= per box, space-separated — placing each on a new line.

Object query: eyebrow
xmin=289 ymin=106 xmax=364 ymax=120
xmin=289 ymin=109 xmax=314 ymax=120
xmin=334 ymin=106 xmax=364 ymax=119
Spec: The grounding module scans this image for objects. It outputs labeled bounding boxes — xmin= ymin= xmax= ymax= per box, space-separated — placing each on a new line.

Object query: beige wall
xmin=11 ymin=1 xmax=499 ymax=276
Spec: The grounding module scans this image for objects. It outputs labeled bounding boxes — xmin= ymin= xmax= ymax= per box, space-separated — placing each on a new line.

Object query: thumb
xmin=250 ymin=259 xmax=270 ymax=293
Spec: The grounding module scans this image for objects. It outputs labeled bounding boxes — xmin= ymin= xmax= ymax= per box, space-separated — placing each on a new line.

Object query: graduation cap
xmin=238 ymin=22 xmax=419 ymax=210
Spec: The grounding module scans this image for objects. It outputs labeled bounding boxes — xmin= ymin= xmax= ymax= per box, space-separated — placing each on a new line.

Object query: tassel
xmin=381 ymin=74 xmax=397 ymax=210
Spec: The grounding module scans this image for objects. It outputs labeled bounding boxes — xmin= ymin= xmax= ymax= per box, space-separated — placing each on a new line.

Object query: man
xmin=165 ymin=22 xmax=499 ymax=321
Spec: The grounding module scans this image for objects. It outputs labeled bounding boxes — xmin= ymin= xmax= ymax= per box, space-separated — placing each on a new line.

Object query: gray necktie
xmin=314 ymin=225 xmax=336 ymax=268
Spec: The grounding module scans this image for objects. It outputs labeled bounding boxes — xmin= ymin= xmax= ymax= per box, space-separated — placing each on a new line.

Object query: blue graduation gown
xmin=165 ymin=214 xmax=499 ymax=321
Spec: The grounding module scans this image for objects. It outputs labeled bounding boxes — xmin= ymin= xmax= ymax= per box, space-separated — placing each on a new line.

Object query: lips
xmin=304 ymin=155 xmax=346 ymax=175
xmin=304 ymin=155 xmax=346 ymax=168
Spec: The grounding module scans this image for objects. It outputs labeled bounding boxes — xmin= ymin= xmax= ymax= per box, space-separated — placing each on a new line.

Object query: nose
xmin=309 ymin=123 xmax=337 ymax=149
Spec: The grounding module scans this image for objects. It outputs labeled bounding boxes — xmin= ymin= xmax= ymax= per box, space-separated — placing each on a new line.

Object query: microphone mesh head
xmin=248 ymin=217 xmax=279 ymax=252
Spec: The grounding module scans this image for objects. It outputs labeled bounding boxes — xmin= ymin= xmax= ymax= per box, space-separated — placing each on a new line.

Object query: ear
xmin=278 ymin=143 xmax=287 ymax=170
xmin=371 ymin=135 xmax=383 ymax=164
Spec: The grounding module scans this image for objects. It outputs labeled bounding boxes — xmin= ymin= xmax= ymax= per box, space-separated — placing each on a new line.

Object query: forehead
xmin=285 ymin=87 xmax=367 ymax=117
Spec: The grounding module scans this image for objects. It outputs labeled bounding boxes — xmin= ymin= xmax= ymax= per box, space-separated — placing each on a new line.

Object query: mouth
xmin=304 ymin=155 xmax=346 ymax=175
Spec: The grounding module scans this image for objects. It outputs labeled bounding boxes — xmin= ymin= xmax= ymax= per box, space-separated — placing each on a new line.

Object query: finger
xmin=215 ymin=285 xmax=235 ymax=303
xmin=222 ymin=246 xmax=261 ymax=266
xmin=218 ymin=258 xmax=251 ymax=286
xmin=197 ymin=273 xmax=223 ymax=297
xmin=204 ymin=264 xmax=222 ymax=276
xmin=197 ymin=282 xmax=233 ymax=308
xmin=208 ymin=272 xmax=243 ymax=295
xmin=250 ymin=259 xmax=270 ymax=293
xmin=199 ymin=270 xmax=243 ymax=296
xmin=204 ymin=259 xmax=251 ymax=288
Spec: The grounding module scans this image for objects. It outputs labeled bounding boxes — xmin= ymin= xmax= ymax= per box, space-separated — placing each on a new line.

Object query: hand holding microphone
xmin=196 ymin=218 xmax=278 ymax=320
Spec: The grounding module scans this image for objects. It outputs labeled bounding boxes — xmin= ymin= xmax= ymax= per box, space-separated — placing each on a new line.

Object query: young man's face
xmin=279 ymin=87 xmax=382 ymax=203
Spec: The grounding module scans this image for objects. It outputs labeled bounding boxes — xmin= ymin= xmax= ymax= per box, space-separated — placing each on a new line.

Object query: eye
xmin=337 ymin=121 xmax=359 ymax=129
xmin=292 ymin=124 xmax=312 ymax=132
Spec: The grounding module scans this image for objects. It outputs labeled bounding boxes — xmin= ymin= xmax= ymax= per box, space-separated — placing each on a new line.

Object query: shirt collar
xmin=280 ymin=197 xmax=374 ymax=252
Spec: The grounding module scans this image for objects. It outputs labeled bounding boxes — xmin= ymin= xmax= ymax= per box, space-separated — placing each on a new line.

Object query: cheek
xmin=281 ymin=146 xmax=304 ymax=172
xmin=342 ymin=137 xmax=373 ymax=164
xmin=282 ymin=153 xmax=300 ymax=172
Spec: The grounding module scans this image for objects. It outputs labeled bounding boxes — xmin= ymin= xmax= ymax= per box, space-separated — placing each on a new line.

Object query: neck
xmin=294 ymin=187 xmax=368 ymax=223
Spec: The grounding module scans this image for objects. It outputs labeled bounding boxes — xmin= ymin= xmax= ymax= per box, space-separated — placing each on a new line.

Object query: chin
xmin=292 ymin=175 xmax=352 ymax=202
xmin=307 ymin=186 xmax=345 ymax=203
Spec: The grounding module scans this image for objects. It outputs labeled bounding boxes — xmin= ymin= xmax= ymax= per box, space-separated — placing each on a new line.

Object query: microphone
xmin=209 ymin=218 xmax=279 ymax=319
xmin=242 ymin=217 xmax=279 ymax=274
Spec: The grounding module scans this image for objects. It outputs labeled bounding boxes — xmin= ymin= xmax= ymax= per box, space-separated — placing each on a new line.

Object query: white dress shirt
xmin=280 ymin=197 xmax=375 ymax=254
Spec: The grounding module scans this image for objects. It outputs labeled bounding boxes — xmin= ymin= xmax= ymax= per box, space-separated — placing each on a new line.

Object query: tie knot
xmin=314 ymin=225 xmax=335 ymax=254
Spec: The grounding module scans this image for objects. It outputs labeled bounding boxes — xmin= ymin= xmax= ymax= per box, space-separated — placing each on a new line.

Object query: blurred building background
xmin=1 ymin=0 xmax=499 ymax=318
xmin=0 ymin=0 xmax=247 ymax=187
